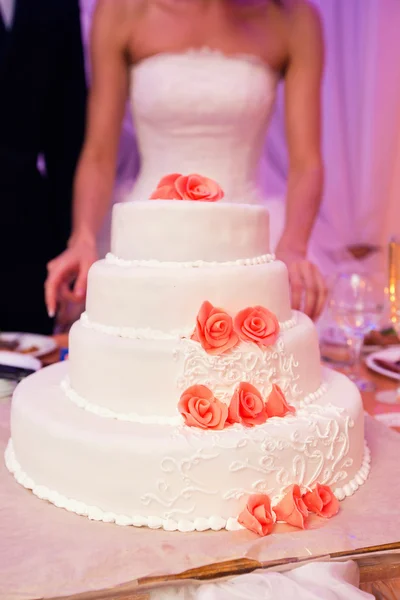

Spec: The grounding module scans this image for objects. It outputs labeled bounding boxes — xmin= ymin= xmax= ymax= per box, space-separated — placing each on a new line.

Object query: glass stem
xmin=347 ymin=336 xmax=364 ymax=379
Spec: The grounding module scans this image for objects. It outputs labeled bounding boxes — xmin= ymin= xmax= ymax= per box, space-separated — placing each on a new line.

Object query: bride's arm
xmin=71 ymin=0 xmax=130 ymax=247
xmin=45 ymin=0 xmax=130 ymax=317
xmin=275 ymin=0 xmax=326 ymax=319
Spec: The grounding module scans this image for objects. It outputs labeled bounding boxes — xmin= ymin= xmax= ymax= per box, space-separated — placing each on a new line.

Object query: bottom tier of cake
xmin=6 ymin=362 xmax=370 ymax=532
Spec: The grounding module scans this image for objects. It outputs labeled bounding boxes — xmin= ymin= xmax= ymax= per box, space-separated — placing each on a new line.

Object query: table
xmin=320 ymin=340 xmax=400 ymax=433
xmin=15 ymin=335 xmax=400 ymax=599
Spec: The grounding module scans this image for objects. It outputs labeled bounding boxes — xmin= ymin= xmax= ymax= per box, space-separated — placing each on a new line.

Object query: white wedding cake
xmin=5 ymin=175 xmax=370 ymax=534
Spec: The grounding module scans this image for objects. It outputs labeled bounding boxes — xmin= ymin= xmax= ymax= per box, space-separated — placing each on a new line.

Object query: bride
xmin=46 ymin=0 xmax=326 ymax=321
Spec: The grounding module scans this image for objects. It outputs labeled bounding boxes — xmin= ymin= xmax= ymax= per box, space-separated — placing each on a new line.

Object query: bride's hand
xmin=275 ymin=245 xmax=328 ymax=321
xmin=45 ymin=238 xmax=98 ymax=318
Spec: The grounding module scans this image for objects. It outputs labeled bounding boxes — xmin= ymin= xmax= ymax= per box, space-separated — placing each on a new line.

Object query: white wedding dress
xmin=96 ymin=48 xmax=286 ymax=257
xmin=128 ymin=48 xmax=279 ymax=204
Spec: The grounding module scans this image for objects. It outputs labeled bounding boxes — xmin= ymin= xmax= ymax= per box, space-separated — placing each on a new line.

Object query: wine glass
xmin=376 ymin=239 xmax=400 ymax=404
xmin=329 ymin=273 xmax=385 ymax=391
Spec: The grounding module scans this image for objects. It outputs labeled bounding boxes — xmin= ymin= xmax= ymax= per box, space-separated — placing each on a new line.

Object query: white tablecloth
xmin=149 ymin=562 xmax=373 ymax=600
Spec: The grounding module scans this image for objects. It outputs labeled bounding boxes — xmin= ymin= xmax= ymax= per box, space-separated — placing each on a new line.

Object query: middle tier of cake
xmin=67 ymin=310 xmax=322 ymax=421
xmin=85 ymin=256 xmax=292 ymax=331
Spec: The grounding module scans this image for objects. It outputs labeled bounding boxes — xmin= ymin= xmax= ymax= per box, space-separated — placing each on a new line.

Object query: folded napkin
xmin=149 ymin=561 xmax=373 ymax=600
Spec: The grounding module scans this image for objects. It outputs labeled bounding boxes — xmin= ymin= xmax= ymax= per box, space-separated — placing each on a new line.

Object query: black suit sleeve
xmin=42 ymin=0 xmax=87 ymax=253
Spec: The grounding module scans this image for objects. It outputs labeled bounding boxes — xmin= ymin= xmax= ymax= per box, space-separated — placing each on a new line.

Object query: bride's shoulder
xmin=93 ymin=0 xmax=147 ymax=23
xmin=91 ymin=0 xmax=146 ymax=45
xmin=280 ymin=0 xmax=322 ymax=25
xmin=276 ymin=0 xmax=323 ymax=49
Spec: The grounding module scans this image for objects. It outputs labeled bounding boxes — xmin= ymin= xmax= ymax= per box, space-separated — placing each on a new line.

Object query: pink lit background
xmin=81 ymin=0 xmax=400 ymax=277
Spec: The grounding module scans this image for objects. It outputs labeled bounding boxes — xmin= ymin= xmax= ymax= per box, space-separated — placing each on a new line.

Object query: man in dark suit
xmin=0 ymin=0 xmax=86 ymax=334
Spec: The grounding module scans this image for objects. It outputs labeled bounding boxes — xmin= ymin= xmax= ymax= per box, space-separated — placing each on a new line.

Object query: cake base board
xmin=1 ymin=400 xmax=400 ymax=599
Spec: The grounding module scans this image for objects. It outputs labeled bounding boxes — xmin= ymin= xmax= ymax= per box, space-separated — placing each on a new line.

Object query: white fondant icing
xmin=111 ymin=201 xmax=271 ymax=262
xmin=61 ymin=378 xmax=182 ymax=426
xmin=61 ymin=374 xmax=327 ymax=425
xmin=80 ymin=311 xmax=297 ymax=340
xmin=85 ymin=258 xmax=293 ymax=331
xmin=80 ymin=312 xmax=189 ymax=340
xmin=299 ymin=383 xmax=328 ymax=407
xmin=4 ymin=436 xmax=371 ymax=532
xmin=68 ymin=312 xmax=322 ymax=418
xmin=7 ymin=363 xmax=367 ymax=531
xmin=333 ymin=444 xmax=371 ymax=501
xmin=105 ymin=252 xmax=276 ymax=269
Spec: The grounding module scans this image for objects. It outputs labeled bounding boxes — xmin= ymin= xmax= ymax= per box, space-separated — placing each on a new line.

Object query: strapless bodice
xmin=128 ymin=48 xmax=278 ymax=203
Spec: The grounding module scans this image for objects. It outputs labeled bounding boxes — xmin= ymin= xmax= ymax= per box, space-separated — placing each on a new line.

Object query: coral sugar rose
xmin=178 ymin=385 xmax=228 ymax=430
xmin=273 ymin=484 xmax=308 ymax=529
xmin=149 ymin=173 xmax=181 ymax=199
xmin=238 ymin=494 xmax=275 ymax=536
xmin=234 ymin=306 xmax=280 ymax=347
xmin=191 ymin=301 xmax=239 ymax=355
xmin=266 ymin=384 xmax=296 ymax=418
xmin=150 ymin=173 xmax=224 ymax=202
xmin=303 ymin=484 xmax=340 ymax=518
xmin=175 ymin=174 xmax=224 ymax=201
xmin=228 ymin=382 xmax=268 ymax=427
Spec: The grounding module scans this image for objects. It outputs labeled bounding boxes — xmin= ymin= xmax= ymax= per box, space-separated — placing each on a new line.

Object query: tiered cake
xmin=5 ymin=178 xmax=370 ymax=533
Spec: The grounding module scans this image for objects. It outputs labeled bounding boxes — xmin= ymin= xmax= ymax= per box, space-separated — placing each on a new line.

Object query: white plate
xmin=0 ymin=379 xmax=16 ymax=400
xmin=365 ymin=346 xmax=400 ymax=381
xmin=0 ymin=351 xmax=42 ymax=371
xmin=0 ymin=332 xmax=57 ymax=358
xmin=375 ymin=412 xmax=400 ymax=428
xmin=0 ymin=351 xmax=41 ymax=399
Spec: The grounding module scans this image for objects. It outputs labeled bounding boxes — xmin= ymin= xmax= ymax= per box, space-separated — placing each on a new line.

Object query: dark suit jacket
xmin=0 ymin=0 xmax=86 ymax=331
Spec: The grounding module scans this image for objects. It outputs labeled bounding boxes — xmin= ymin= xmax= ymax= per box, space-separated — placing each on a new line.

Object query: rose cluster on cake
xmin=238 ymin=483 xmax=340 ymax=537
xmin=177 ymin=301 xmax=294 ymax=430
xmin=178 ymin=382 xmax=295 ymax=431
xmin=191 ymin=301 xmax=280 ymax=355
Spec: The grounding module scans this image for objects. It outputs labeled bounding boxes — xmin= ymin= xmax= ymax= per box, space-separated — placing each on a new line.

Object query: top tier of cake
xmin=87 ymin=199 xmax=292 ymax=331
xmin=111 ymin=200 xmax=271 ymax=262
